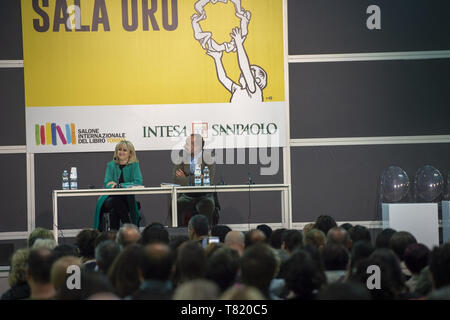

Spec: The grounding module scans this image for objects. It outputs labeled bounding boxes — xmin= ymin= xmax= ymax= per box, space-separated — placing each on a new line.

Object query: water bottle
xmin=69 ymin=167 xmax=78 ymax=190
xmin=62 ymin=170 xmax=69 ymax=190
xmin=203 ymin=166 xmax=210 ymax=186
xmin=194 ymin=164 xmax=202 ymax=186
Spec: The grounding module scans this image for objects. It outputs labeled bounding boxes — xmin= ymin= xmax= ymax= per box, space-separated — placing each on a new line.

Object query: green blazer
xmin=93 ymin=161 xmax=143 ymax=230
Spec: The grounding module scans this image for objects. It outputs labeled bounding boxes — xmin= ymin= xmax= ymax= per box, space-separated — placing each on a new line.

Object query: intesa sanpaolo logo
xmin=35 ymin=123 xmax=76 ymax=146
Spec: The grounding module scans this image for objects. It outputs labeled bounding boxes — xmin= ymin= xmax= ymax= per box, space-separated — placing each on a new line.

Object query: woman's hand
xmin=176 ymin=169 xmax=186 ymax=177
xmin=106 ymin=181 xmax=117 ymax=188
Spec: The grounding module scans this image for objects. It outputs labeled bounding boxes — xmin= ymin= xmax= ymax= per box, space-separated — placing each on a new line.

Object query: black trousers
xmin=100 ymin=195 xmax=131 ymax=230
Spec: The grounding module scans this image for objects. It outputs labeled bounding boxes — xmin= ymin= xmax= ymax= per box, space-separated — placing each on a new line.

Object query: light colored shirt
xmin=190 ymin=151 xmax=203 ymax=174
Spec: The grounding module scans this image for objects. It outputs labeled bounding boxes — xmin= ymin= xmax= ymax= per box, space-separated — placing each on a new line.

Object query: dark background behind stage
xmin=0 ymin=0 xmax=449 ymax=248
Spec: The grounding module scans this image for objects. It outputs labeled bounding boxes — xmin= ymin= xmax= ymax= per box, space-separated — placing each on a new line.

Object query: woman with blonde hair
xmin=94 ymin=140 xmax=143 ymax=231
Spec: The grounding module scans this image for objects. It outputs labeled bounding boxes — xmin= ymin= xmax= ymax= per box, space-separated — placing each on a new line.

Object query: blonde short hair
xmin=8 ymin=248 xmax=30 ymax=287
xmin=113 ymin=140 xmax=138 ymax=164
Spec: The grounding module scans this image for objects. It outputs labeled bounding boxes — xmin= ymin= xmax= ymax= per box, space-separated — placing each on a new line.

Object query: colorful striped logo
xmin=35 ymin=123 xmax=76 ymax=146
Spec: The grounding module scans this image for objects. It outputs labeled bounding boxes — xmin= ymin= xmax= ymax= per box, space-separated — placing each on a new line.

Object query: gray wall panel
xmin=0 ymin=0 xmax=23 ymax=59
xmin=289 ymin=59 xmax=450 ymax=139
xmin=288 ymin=0 xmax=450 ymax=55
xmin=35 ymin=148 xmax=283 ymax=229
xmin=291 ymin=144 xmax=450 ymax=223
xmin=0 ymin=69 xmax=26 ymax=146
xmin=0 ymin=154 xmax=27 ymax=232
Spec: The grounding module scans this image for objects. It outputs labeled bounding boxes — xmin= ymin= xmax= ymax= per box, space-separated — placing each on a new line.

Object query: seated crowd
xmin=2 ymin=214 xmax=450 ymax=300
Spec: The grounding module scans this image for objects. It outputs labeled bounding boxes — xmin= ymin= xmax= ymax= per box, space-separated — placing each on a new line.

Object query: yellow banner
xmin=21 ymin=0 xmax=285 ymax=107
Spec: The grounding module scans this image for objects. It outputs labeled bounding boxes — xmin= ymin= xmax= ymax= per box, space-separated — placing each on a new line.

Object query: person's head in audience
xmin=188 ymin=214 xmax=209 ymax=241
xmin=53 ymin=244 xmax=78 ymax=260
xmin=175 ymin=240 xmax=207 ymax=285
xmin=317 ymin=281 xmax=371 ymax=300
xmin=404 ymin=243 xmax=430 ymax=276
xmin=314 ymin=215 xmax=337 ymax=236
xmin=94 ymin=230 xmax=117 ymax=248
xmin=257 ymin=224 xmax=272 ymax=241
xmin=8 ymin=248 xmax=30 ymax=289
xmin=302 ymin=223 xmax=315 ymax=235
xmin=282 ymin=248 xmax=326 ymax=300
xmin=95 ymin=240 xmax=122 ymax=274
xmin=169 ymin=235 xmax=190 ymax=252
xmin=204 ymin=242 xmax=223 ymax=258
xmin=240 ymin=243 xmax=278 ymax=299
xmin=141 ymin=223 xmax=170 ymax=245
xmin=206 ymin=247 xmax=239 ymax=293
xmin=389 ymin=231 xmax=417 ymax=262
xmin=56 ymin=270 xmax=115 ymax=300
xmin=31 ymin=238 xmax=57 ymax=250
xmin=50 ymin=256 xmax=82 ymax=292
xmin=370 ymin=248 xmax=408 ymax=297
xmin=245 ymin=229 xmax=267 ymax=247
xmin=375 ymin=228 xmax=396 ymax=249
xmin=173 ymin=279 xmax=220 ymax=300
xmin=211 ymin=225 xmax=232 ymax=243
xmin=107 ymin=243 xmax=144 ymax=298
xmin=303 ymin=229 xmax=326 ymax=251
xmin=220 ymin=285 xmax=265 ymax=300
xmin=429 ymin=243 xmax=450 ymax=290
xmin=116 ymin=224 xmax=141 ymax=248
xmin=327 ymin=227 xmax=351 ymax=249
xmin=26 ymin=248 xmax=58 ymax=299
xmin=224 ymin=231 xmax=245 ymax=256
xmin=28 ymin=227 xmax=55 ymax=248
xmin=75 ymin=229 xmax=100 ymax=263
xmin=349 ymin=240 xmax=375 ymax=274
xmin=321 ymin=243 xmax=349 ymax=271
xmin=349 ymin=225 xmax=371 ymax=244
xmin=269 ymin=228 xmax=287 ymax=249
xmin=340 ymin=223 xmax=353 ymax=231
xmin=281 ymin=229 xmax=303 ymax=254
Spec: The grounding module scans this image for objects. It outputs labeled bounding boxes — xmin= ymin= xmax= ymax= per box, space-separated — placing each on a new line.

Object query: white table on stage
xmin=52 ymin=184 xmax=292 ymax=243
xmin=382 ymin=203 xmax=439 ymax=249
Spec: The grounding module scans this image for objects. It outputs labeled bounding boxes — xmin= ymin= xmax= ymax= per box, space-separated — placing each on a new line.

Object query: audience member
xmin=94 ymin=230 xmax=117 ymax=248
xmin=303 ymin=229 xmax=326 ymax=251
xmin=108 ymin=243 xmax=144 ymax=298
xmin=140 ymin=223 xmax=170 ymax=245
xmin=389 ymin=231 xmax=417 ymax=278
xmin=95 ymin=240 xmax=122 ymax=274
xmin=375 ymin=228 xmax=396 ymax=249
xmin=1 ymin=249 xmax=30 ymax=300
xmin=174 ymin=240 xmax=207 ymax=286
xmin=206 ymin=247 xmax=239 ymax=293
xmin=26 ymin=248 xmax=58 ymax=299
xmin=281 ymin=229 xmax=303 ymax=254
xmin=314 ymin=215 xmax=337 ymax=236
xmin=302 ymin=223 xmax=315 ymax=235
xmin=131 ymin=243 xmax=174 ymax=300
xmin=257 ymin=224 xmax=273 ymax=241
xmin=224 ymin=231 xmax=245 ymax=256
xmin=173 ymin=279 xmax=220 ymax=300
xmin=269 ymin=228 xmax=286 ymax=249
xmin=339 ymin=223 xmax=353 ymax=231
xmin=31 ymin=238 xmax=57 ymax=250
xmin=56 ymin=270 xmax=115 ymax=300
xmin=245 ymin=229 xmax=267 ymax=247
xmin=282 ymin=249 xmax=326 ymax=300
xmin=53 ymin=244 xmax=78 ymax=260
xmin=50 ymin=256 xmax=82 ymax=292
xmin=349 ymin=240 xmax=375 ymax=275
xmin=348 ymin=225 xmax=371 ymax=244
xmin=211 ymin=225 xmax=232 ymax=243
xmin=327 ymin=227 xmax=351 ymax=249
xmin=321 ymin=243 xmax=349 ymax=283
xmin=188 ymin=215 xmax=209 ymax=242
xmin=403 ymin=243 xmax=430 ymax=292
xmin=116 ymin=224 xmax=141 ymax=248
xmin=75 ymin=229 xmax=100 ymax=270
xmin=28 ymin=227 xmax=55 ymax=248
xmin=429 ymin=243 xmax=450 ymax=291
xmin=221 ymin=285 xmax=265 ymax=300
xmin=240 ymin=243 xmax=278 ymax=299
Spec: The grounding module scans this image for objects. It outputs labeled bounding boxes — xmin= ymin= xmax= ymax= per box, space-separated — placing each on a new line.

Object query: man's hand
xmin=106 ymin=181 xmax=117 ymax=188
xmin=206 ymin=49 xmax=223 ymax=60
xmin=176 ymin=169 xmax=186 ymax=177
xmin=230 ymin=27 xmax=246 ymax=47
